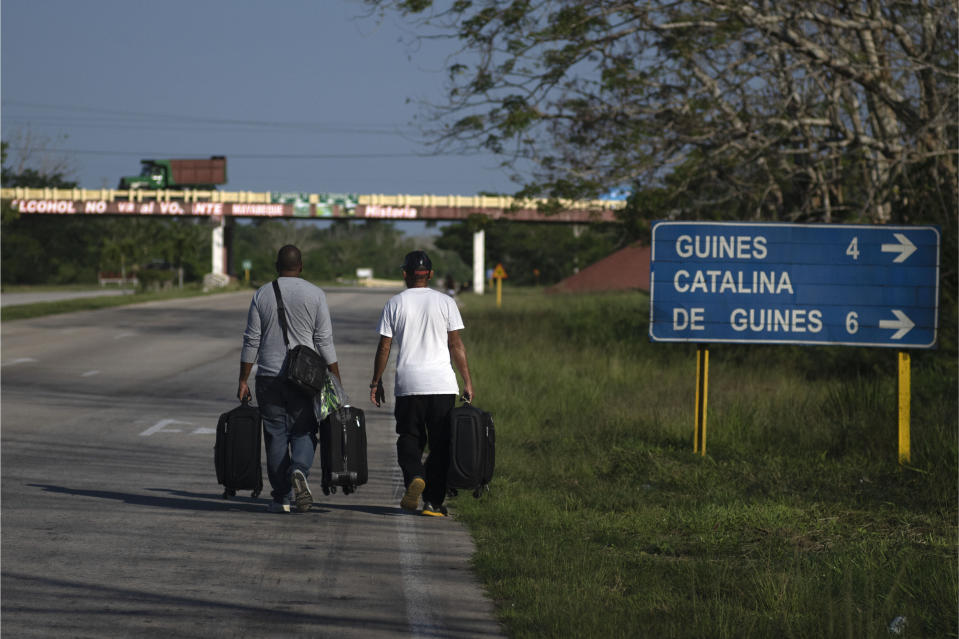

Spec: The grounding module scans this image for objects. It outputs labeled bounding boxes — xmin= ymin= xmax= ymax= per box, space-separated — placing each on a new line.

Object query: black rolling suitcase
xmin=214 ymin=400 xmax=263 ymax=499
xmin=319 ymin=405 xmax=368 ymax=495
xmin=447 ymin=401 xmax=495 ymax=497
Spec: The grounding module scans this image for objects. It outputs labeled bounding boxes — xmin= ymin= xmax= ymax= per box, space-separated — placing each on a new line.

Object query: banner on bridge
xmin=4 ymin=190 xmax=622 ymax=223
xmin=9 ymin=198 xmax=355 ymax=218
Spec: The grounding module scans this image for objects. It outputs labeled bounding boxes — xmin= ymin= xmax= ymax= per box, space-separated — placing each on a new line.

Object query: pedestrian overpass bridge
xmin=1 ymin=187 xmax=625 ymax=293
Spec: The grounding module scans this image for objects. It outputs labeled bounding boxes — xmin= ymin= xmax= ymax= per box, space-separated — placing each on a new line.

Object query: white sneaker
xmin=268 ymin=500 xmax=290 ymax=514
xmin=292 ymin=470 xmax=313 ymax=513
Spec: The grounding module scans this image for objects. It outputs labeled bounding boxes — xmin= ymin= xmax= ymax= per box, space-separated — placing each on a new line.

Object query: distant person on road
xmin=443 ymin=275 xmax=456 ymax=297
xmin=238 ymin=244 xmax=341 ymax=514
xmin=369 ymin=250 xmax=474 ymax=517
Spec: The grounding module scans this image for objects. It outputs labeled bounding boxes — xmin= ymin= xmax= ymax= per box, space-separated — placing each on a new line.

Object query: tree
xmin=436 ymin=218 xmax=621 ymax=285
xmin=363 ymin=1 xmax=956 ymax=228
xmin=231 ymin=219 xmax=470 ymax=285
xmin=1 ymin=140 xmax=87 ymax=284
xmin=1 ymin=140 xmax=77 ymax=190
xmin=1 ymin=129 xmax=77 ymax=188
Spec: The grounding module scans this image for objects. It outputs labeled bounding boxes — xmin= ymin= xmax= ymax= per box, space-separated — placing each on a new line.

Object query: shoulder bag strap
xmin=271 ymin=280 xmax=291 ymax=348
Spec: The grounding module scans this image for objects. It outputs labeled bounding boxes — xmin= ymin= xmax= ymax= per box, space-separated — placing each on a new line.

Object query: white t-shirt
xmin=377 ymin=287 xmax=465 ymax=396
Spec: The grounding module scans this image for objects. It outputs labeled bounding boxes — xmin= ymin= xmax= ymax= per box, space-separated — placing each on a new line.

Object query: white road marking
xmin=114 ymin=332 xmax=135 ymax=340
xmin=139 ymin=419 xmax=192 ymax=437
xmin=191 ymin=427 xmax=217 ymax=435
xmin=2 ymin=358 xmax=37 ymax=367
xmin=395 ymin=466 xmax=442 ymax=638
xmin=81 ymin=370 xmax=100 ymax=377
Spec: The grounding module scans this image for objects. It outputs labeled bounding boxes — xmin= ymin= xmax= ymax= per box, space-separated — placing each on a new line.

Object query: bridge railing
xmin=0 ymin=187 xmax=275 ymax=203
xmin=358 ymin=193 xmax=624 ymax=211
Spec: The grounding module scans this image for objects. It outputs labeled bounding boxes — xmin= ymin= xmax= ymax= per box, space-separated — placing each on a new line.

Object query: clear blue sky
xmin=1 ymin=0 xmax=518 ymax=196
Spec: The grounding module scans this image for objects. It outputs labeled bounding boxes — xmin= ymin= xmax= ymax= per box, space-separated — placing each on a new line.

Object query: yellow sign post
xmin=694 ymin=345 xmax=709 ymax=455
xmin=898 ymin=351 xmax=911 ymax=465
xmin=493 ymin=263 xmax=508 ymax=308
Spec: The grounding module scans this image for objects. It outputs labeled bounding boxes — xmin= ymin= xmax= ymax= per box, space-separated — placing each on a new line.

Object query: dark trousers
xmin=394 ymin=394 xmax=455 ymax=506
xmin=255 ymin=375 xmax=318 ymax=503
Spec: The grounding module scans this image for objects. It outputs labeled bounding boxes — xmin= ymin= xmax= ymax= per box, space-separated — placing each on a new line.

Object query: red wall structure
xmin=546 ymin=242 xmax=650 ymax=294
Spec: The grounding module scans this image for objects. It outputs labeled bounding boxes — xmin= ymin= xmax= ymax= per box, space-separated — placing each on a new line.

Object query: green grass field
xmin=451 ymin=289 xmax=957 ymax=639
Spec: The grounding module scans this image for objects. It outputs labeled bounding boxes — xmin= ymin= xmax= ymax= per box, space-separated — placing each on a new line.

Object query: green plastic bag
xmin=314 ymin=374 xmax=349 ymax=422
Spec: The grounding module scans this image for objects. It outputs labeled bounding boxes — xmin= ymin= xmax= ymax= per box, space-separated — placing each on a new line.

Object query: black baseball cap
xmin=402 ymin=250 xmax=432 ymax=273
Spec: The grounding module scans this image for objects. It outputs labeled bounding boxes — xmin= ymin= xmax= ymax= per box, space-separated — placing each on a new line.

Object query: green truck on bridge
xmin=118 ymin=156 xmax=227 ymax=189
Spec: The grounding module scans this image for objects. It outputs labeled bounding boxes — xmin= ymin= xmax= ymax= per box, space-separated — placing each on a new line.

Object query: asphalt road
xmin=1 ymin=288 xmax=504 ymax=638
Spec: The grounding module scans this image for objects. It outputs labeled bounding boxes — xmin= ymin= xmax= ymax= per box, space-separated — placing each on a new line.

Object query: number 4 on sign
xmin=846 ymin=237 xmax=860 ymax=260
xmin=493 ymin=263 xmax=508 ymax=308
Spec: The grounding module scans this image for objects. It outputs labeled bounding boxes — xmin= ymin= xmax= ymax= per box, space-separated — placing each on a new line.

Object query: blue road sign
xmin=649 ymin=222 xmax=940 ymax=348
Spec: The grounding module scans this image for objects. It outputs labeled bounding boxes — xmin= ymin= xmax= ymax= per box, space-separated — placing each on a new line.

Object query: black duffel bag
xmin=285 ymin=344 xmax=327 ymax=395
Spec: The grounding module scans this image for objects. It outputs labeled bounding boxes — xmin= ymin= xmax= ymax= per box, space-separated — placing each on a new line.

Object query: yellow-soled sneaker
xmin=268 ymin=500 xmax=290 ymax=514
xmin=400 ymin=477 xmax=425 ymax=511
xmin=421 ymin=502 xmax=448 ymax=517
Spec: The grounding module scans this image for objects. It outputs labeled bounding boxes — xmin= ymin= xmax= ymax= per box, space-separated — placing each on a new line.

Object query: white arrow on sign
xmin=881 ymin=233 xmax=917 ymax=263
xmin=879 ymin=309 xmax=915 ymax=339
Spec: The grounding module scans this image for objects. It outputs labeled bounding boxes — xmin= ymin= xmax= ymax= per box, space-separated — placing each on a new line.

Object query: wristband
xmin=370 ymin=382 xmax=379 ymax=388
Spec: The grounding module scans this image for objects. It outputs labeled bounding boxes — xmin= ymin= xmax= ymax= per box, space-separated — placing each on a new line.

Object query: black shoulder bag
xmin=272 ymin=280 xmax=328 ymax=395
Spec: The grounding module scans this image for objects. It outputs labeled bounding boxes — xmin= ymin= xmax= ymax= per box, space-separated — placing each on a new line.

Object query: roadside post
xmin=694 ymin=344 xmax=708 ymax=455
xmin=649 ymin=222 xmax=940 ymax=461
xmin=493 ymin=263 xmax=508 ymax=308
xmin=241 ymin=259 xmax=252 ymax=284
xmin=898 ymin=351 xmax=911 ymax=464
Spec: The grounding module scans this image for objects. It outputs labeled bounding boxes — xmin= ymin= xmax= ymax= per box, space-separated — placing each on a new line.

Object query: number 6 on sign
xmin=845 ymin=311 xmax=859 ymax=334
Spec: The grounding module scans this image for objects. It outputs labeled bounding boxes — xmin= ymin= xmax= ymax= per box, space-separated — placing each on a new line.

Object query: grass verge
xmin=0 ymin=284 xmax=248 ymax=322
xmin=451 ymin=289 xmax=957 ymax=639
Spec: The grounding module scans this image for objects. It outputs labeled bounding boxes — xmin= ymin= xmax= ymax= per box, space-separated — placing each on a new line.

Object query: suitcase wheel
xmin=251 ymin=489 xmax=261 ymax=498
xmin=222 ymin=488 xmax=236 ymax=499
xmin=343 ymin=485 xmax=354 ymax=495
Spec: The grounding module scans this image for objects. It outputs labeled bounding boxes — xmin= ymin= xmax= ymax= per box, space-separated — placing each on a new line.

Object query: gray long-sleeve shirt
xmin=241 ymin=276 xmax=337 ymax=377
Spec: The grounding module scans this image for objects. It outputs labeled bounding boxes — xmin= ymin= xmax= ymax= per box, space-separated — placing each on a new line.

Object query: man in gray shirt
xmin=238 ymin=245 xmax=340 ymax=513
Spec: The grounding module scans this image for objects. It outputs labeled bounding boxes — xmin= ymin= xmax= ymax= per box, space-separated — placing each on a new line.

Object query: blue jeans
xmin=255 ymin=375 xmax=318 ymax=503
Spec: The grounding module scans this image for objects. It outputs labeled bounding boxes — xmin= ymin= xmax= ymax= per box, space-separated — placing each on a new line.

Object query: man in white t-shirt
xmin=369 ymin=251 xmax=474 ymax=517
